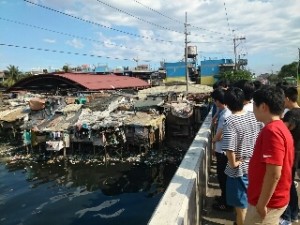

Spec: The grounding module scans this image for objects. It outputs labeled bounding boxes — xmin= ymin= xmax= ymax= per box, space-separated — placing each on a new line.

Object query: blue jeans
xmin=226 ymin=175 xmax=248 ymax=208
xmin=281 ymin=167 xmax=299 ymax=221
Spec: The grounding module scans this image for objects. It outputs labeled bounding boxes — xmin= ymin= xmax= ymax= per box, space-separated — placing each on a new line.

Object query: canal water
xmin=0 ymin=154 xmax=180 ymax=225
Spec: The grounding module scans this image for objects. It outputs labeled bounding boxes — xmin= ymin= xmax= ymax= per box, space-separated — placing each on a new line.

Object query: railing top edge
xmin=148 ymin=108 xmax=212 ymax=225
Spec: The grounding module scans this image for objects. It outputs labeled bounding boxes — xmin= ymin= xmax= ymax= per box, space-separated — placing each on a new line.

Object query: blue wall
xmin=94 ymin=65 xmax=109 ymax=73
xmin=200 ymin=59 xmax=233 ymax=77
xmin=165 ymin=62 xmax=186 ymax=78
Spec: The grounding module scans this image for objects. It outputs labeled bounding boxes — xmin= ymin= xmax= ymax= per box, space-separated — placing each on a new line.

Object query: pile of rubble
xmin=0 ymin=84 xmax=212 ymax=162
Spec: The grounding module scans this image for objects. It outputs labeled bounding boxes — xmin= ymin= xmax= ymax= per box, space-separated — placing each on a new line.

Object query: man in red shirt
xmin=244 ymin=86 xmax=294 ymax=225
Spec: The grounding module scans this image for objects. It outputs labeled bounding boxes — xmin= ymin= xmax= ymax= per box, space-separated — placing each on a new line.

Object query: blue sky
xmin=0 ymin=0 xmax=299 ymax=75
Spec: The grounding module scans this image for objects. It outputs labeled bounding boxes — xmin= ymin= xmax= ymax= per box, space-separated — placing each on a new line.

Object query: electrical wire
xmin=133 ymin=0 xmax=232 ymax=38
xmin=223 ymin=1 xmax=234 ymax=36
xmin=95 ymin=0 xmax=183 ymax=34
xmin=0 ymin=17 xmax=179 ymax=55
xmin=0 ymin=43 xmax=155 ymax=63
xmin=0 ymin=16 xmax=228 ymax=59
xmin=133 ymin=0 xmax=183 ymax=25
xmin=8 ymin=1 xmax=239 ymax=67
xmin=23 ymin=0 xmax=175 ymax=43
xmin=23 ymin=0 xmax=232 ymax=46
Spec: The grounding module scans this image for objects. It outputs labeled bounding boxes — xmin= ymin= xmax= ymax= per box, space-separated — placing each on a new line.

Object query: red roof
xmin=57 ymin=73 xmax=150 ymax=90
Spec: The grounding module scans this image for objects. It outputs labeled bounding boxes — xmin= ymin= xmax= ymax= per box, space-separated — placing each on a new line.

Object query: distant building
xmin=7 ymin=73 xmax=150 ymax=92
xmin=134 ymin=64 xmax=149 ymax=71
xmin=94 ymin=65 xmax=110 ymax=74
xmin=200 ymin=59 xmax=234 ymax=85
xmin=30 ymin=69 xmax=44 ymax=76
xmin=164 ymin=62 xmax=197 ymax=83
xmin=164 ymin=62 xmax=186 ymax=82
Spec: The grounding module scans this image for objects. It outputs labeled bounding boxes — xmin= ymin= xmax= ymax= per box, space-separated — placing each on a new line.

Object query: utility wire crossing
xmin=0 ymin=43 xmax=155 ymax=63
xmin=23 ymin=0 xmax=174 ymax=43
xmin=0 ymin=17 xmax=176 ymax=55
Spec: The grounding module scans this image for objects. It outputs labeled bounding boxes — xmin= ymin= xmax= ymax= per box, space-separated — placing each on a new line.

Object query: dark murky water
xmin=0 ymin=157 xmax=178 ymax=225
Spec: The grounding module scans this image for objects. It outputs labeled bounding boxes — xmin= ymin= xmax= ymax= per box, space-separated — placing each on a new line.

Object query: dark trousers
xmin=215 ymin=152 xmax=228 ymax=205
xmin=281 ymin=167 xmax=299 ymax=221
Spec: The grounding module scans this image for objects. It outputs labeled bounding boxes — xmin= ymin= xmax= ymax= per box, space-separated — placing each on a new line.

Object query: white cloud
xmin=3 ymin=0 xmax=300 ymax=74
xmin=43 ymin=38 xmax=56 ymax=44
xmin=66 ymin=38 xmax=84 ymax=49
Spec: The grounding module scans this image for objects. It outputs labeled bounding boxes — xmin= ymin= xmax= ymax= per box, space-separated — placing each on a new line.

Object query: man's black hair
xmin=213 ymin=79 xmax=230 ymax=90
xmin=253 ymin=80 xmax=263 ymax=90
xmin=283 ymin=109 xmax=300 ymax=127
xmin=213 ymin=81 xmax=219 ymax=90
xmin=233 ymin=79 xmax=255 ymax=101
xmin=283 ymin=109 xmax=300 ymax=151
xmin=253 ymin=85 xmax=285 ymax=115
xmin=284 ymin=86 xmax=298 ymax=103
xmin=211 ymin=88 xmax=226 ymax=104
xmin=217 ymin=79 xmax=230 ymax=89
xmin=224 ymin=87 xmax=245 ymax=112
xmin=276 ymin=81 xmax=290 ymax=92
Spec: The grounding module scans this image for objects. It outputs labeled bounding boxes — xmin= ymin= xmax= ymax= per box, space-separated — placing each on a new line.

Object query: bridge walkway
xmin=202 ymin=159 xmax=300 ymax=225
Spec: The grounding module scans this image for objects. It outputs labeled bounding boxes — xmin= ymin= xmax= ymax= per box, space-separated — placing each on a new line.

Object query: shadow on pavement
xmin=202 ymin=159 xmax=300 ymax=225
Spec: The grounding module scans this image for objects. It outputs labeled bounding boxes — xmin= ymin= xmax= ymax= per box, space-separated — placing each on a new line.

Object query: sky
xmin=0 ymin=0 xmax=299 ymax=75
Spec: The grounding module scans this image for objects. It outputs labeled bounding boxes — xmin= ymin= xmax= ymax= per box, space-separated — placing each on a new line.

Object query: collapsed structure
xmin=0 ymin=73 xmax=212 ymax=159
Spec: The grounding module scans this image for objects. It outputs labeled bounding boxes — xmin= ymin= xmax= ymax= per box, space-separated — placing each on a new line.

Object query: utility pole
xmin=184 ymin=12 xmax=190 ymax=92
xmin=233 ymin=36 xmax=246 ymax=70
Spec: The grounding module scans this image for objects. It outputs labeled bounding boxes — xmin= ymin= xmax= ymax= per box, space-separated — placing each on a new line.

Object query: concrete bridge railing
xmin=148 ymin=110 xmax=212 ymax=225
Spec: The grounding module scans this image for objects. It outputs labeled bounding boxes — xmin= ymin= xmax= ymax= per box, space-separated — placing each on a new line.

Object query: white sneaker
xmin=279 ymin=218 xmax=292 ymax=225
xmin=294 ymin=181 xmax=298 ymax=188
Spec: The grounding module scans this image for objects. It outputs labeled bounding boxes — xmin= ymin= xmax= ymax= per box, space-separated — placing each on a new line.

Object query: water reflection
xmin=0 ymin=158 xmax=178 ymax=225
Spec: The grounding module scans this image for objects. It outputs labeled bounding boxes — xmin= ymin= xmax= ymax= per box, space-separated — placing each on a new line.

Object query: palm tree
xmin=4 ymin=65 xmax=22 ymax=87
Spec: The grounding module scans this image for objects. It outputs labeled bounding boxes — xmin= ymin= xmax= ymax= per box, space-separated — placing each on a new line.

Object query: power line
xmin=199 ymin=50 xmax=234 ymax=54
xmin=133 ymin=0 xmax=183 ymax=25
xmin=95 ymin=0 xmax=183 ymax=34
xmin=190 ymin=24 xmax=232 ymax=38
xmin=0 ymin=16 xmax=228 ymax=55
xmin=0 ymin=43 xmax=154 ymax=63
xmin=190 ymin=39 xmax=231 ymax=44
xmin=223 ymin=1 xmax=234 ymax=36
xmin=133 ymin=0 xmax=232 ymax=38
xmin=23 ymin=0 xmax=231 ymax=46
xmin=23 ymin=0 xmax=174 ymax=43
xmin=0 ymin=17 xmax=178 ymax=55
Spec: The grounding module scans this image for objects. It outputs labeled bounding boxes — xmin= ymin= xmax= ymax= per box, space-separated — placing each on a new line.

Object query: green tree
xmin=22 ymin=72 xmax=33 ymax=79
xmin=3 ymin=65 xmax=22 ymax=87
xmin=219 ymin=69 xmax=253 ymax=83
xmin=267 ymin=74 xmax=280 ymax=85
xmin=62 ymin=64 xmax=70 ymax=72
xmin=277 ymin=61 xmax=298 ymax=79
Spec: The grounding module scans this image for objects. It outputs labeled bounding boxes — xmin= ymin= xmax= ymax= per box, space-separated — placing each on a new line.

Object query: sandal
xmin=212 ymin=202 xmax=232 ymax=211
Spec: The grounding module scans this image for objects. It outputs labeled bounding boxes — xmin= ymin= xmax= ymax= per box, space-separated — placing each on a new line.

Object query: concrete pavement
xmin=202 ymin=159 xmax=300 ymax=225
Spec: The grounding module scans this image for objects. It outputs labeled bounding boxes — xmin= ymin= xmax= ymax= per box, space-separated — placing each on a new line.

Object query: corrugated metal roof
xmin=57 ymin=73 xmax=150 ymax=90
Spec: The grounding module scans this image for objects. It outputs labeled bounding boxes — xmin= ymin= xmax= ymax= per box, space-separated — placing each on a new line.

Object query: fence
xmin=148 ymin=110 xmax=212 ymax=225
